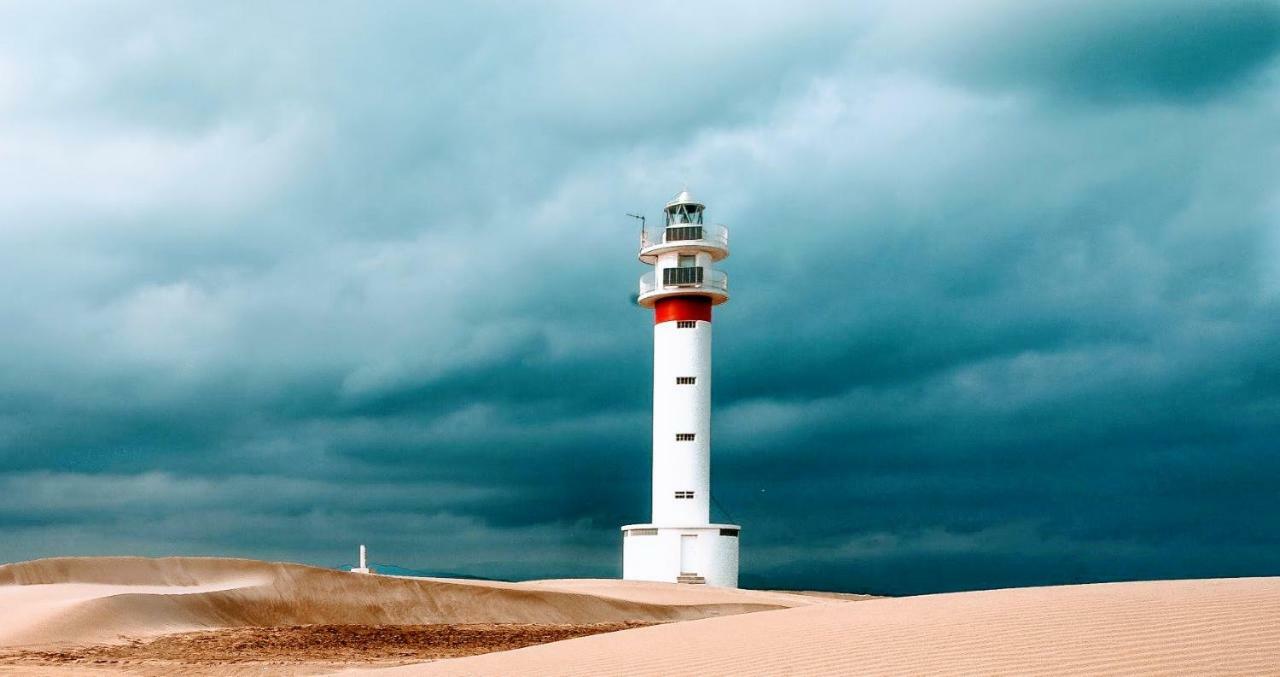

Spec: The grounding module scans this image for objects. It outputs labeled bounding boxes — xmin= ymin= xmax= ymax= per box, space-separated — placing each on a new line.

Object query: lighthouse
xmin=621 ymin=189 xmax=739 ymax=587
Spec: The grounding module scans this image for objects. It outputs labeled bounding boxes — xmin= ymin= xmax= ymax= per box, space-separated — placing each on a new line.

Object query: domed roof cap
xmin=665 ymin=189 xmax=704 ymax=211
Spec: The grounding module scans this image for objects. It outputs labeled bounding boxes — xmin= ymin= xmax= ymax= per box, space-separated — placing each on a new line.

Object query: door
xmin=680 ymin=534 xmax=697 ymax=574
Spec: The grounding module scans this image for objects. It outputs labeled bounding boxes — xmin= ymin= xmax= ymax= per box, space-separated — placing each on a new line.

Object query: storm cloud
xmin=1 ymin=0 xmax=1278 ymax=594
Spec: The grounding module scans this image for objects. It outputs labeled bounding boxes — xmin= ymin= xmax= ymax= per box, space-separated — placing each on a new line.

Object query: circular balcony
xmin=639 ymin=224 xmax=729 ymax=264
xmin=638 ymin=267 xmax=729 ymax=308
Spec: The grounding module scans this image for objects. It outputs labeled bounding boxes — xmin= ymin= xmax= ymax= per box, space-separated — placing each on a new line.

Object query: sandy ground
xmin=0 ymin=557 xmax=819 ymax=650
xmin=0 ymin=556 xmax=830 ymax=674
xmin=348 ymin=576 xmax=1280 ymax=676
xmin=5 ymin=556 xmax=1276 ymax=676
xmin=0 ymin=623 xmax=651 ymax=675
xmin=508 ymin=578 xmax=864 ymax=607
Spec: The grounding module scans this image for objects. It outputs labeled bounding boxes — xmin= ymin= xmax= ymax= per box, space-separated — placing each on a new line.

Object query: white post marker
xmin=621 ymin=189 xmax=740 ymax=587
xmin=351 ymin=544 xmax=371 ymax=574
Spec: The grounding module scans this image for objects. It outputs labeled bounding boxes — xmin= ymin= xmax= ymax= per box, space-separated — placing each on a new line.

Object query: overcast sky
xmin=1 ymin=0 xmax=1278 ymax=594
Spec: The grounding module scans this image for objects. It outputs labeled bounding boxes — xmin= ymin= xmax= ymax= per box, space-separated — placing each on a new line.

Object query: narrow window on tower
xmin=676 ymin=320 xmax=696 ymax=328
xmin=675 ymin=433 xmax=695 ymax=441
xmin=676 ymin=376 xmax=696 ymax=385
xmin=674 ymin=491 xmax=695 ymax=499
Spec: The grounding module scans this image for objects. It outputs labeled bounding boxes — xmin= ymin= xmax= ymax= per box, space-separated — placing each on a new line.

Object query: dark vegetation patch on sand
xmin=0 ymin=622 xmax=656 ymax=667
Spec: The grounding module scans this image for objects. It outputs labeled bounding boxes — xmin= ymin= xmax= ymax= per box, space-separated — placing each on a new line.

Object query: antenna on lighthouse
xmin=626 ymin=213 xmax=646 ymax=247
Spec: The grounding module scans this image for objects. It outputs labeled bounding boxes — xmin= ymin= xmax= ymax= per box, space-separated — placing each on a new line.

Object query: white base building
xmin=622 ymin=524 xmax=739 ymax=586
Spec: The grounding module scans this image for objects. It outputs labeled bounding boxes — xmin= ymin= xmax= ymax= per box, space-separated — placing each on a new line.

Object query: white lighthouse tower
xmin=621 ymin=189 xmax=739 ymax=587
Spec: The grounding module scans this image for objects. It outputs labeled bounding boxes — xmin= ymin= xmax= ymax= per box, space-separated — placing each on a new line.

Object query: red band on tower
xmin=654 ymin=296 xmax=712 ymax=324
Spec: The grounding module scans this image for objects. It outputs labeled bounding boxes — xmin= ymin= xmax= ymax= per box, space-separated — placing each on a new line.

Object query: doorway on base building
xmin=680 ymin=534 xmax=696 ymax=574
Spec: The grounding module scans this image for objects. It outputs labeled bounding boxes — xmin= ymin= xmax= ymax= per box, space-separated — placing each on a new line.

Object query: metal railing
xmin=640 ymin=223 xmax=729 ymax=250
xmin=639 ymin=268 xmax=728 ymax=297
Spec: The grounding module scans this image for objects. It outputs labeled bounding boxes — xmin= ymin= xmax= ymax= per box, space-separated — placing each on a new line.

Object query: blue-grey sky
xmin=1 ymin=0 xmax=1279 ymax=594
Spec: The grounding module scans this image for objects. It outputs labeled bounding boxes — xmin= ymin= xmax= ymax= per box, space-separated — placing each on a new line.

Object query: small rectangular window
xmin=676 ymin=376 xmax=696 ymax=385
xmin=664 ymin=266 xmax=704 ymax=286
xmin=719 ymin=528 xmax=739 ymax=537
xmin=675 ymin=433 xmax=695 ymax=441
xmin=674 ymin=491 xmax=695 ymax=499
xmin=676 ymin=320 xmax=696 ymax=328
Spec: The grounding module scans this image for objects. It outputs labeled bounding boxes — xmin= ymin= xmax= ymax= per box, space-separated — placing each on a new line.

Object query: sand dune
xmin=354 ymin=577 xmax=1280 ymax=676
xmin=0 ymin=557 xmax=818 ymax=650
xmin=10 ymin=556 xmax=1274 ymax=676
xmin=499 ymin=578 xmax=856 ymax=607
